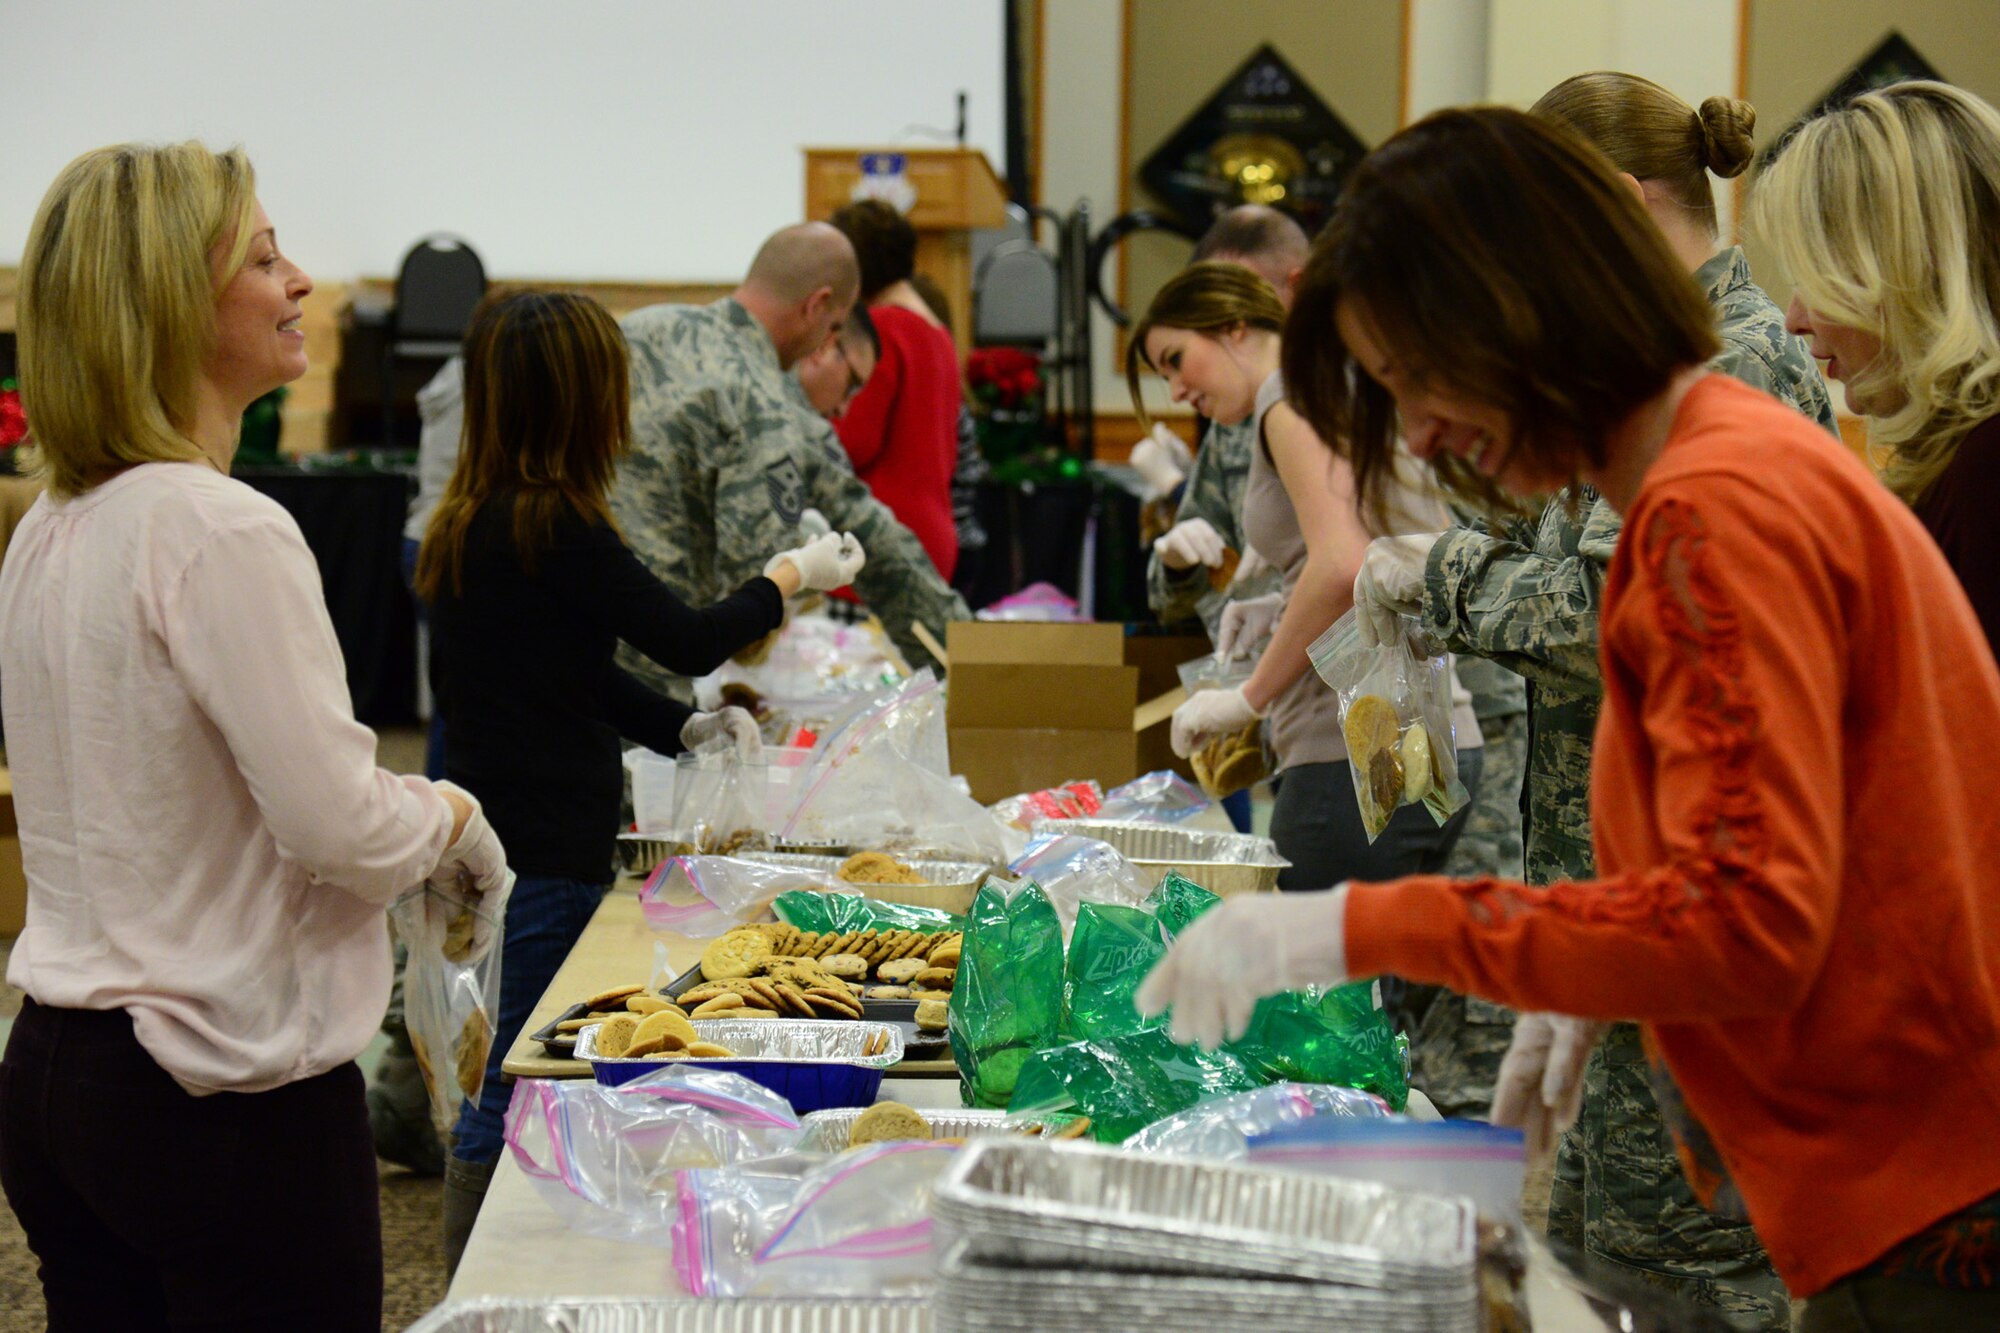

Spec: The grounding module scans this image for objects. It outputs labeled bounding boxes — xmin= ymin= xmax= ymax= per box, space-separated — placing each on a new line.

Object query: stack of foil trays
xmin=929 ymin=1138 xmax=1482 ymax=1333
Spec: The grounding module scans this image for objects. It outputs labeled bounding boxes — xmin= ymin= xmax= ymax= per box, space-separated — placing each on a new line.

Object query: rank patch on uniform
xmin=763 ymin=457 xmax=805 ymax=526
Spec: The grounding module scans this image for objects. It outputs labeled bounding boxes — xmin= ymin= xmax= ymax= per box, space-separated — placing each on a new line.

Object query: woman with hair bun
xmin=1338 ymin=72 xmax=1836 ymax=1330
xmin=1758 ymin=79 xmax=2000 ymax=653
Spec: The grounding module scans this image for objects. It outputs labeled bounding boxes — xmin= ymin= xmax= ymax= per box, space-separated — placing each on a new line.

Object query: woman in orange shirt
xmin=1138 ymin=107 xmax=2000 ymax=1329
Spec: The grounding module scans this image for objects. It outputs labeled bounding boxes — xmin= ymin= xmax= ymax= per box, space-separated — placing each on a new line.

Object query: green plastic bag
xmin=1008 ymin=1029 xmax=1266 ymax=1142
xmin=1060 ymin=901 xmax=1168 ymax=1041
xmin=1127 ymin=872 xmax=1407 ymax=1110
xmin=948 ymin=879 xmax=1064 ymax=1108
xmin=772 ymin=888 xmax=962 ymax=935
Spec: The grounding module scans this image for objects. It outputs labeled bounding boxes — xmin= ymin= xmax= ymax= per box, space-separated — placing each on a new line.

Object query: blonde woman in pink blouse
xmin=0 ymin=142 xmax=513 ymax=1332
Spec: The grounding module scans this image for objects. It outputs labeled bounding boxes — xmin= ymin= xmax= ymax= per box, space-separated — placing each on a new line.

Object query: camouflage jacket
xmin=1423 ymin=249 xmax=1835 ymax=885
xmin=610 ymin=299 xmax=967 ymax=700
xmin=1144 ymin=417 xmax=1282 ymax=636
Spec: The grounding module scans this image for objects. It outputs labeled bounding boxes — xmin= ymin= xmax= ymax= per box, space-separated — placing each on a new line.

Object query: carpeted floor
xmin=0 ymin=727 xmax=452 ymax=1332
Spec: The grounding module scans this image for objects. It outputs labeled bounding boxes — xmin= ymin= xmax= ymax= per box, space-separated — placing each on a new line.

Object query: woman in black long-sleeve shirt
xmin=414 ymin=292 xmax=864 ymax=1261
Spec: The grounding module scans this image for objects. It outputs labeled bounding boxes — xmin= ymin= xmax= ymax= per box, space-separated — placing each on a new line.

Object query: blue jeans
xmin=450 ymin=875 xmax=608 ymax=1165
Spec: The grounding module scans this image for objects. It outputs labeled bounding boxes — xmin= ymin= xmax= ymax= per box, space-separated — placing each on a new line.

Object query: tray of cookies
xmin=741 ymin=850 xmax=989 ymax=914
xmin=1035 ymin=819 xmax=1289 ymax=897
xmin=529 ymin=981 xmax=692 ymax=1056
xmin=797 ymin=1104 xmax=1082 ymax=1153
xmin=617 ymin=832 xmax=692 ymax=876
xmin=575 ymin=1016 xmax=903 ymax=1112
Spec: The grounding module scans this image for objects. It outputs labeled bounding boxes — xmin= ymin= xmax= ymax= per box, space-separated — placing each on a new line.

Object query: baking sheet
xmin=796 ymin=1107 xmax=1031 ymax=1153
xmin=407 ymin=1297 xmax=932 ymax=1332
xmin=575 ymin=1018 xmax=904 ymax=1067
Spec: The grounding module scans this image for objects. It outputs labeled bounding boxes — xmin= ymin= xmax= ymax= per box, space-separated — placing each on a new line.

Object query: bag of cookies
xmin=505 ymin=1066 xmax=803 ymax=1244
xmin=1177 ymin=654 xmax=1273 ymax=800
xmin=387 ymin=880 xmax=506 ymax=1134
xmin=672 ymin=740 xmax=772 ymax=857
xmin=1309 ymin=608 xmax=1469 ymax=842
xmin=948 ymin=879 xmax=1064 ymax=1109
xmin=1008 ymin=1028 xmax=1266 ymax=1142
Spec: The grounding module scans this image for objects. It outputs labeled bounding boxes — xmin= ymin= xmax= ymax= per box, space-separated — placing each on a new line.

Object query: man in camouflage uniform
xmin=1406 ymin=245 xmax=1837 ymax=1330
xmin=1404 ymin=650 xmax=1528 ymax=1119
xmin=610 ymin=223 xmax=966 ymax=696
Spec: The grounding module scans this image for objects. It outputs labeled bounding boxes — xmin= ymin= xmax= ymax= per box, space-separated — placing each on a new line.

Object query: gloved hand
xmin=1353 ymin=532 xmax=1441 ymax=647
xmin=1489 ymin=1013 xmax=1607 ymax=1156
xmin=680 ymin=706 xmax=765 ymax=762
xmin=1135 ymin=884 xmax=1351 ymax=1048
xmin=1130 ymin=425 xmax=1192 ymax=501
xmin=1227 ymin=544 xmax=1271 ymax=593
xmin=1169 ymin=684 xmax=1263 ymax=759
xmin=1215 ymin=592 xmax=1284 ymax=661
xmin=797 ymin=507 xmax=832 ymax=540
xmin=1153 ymin=517 xmax=1226 ymax=571
xmin=427 ymin=781 xmax=515 ymax=963
xmin=766 ymin=531 xmax=866 ymax=592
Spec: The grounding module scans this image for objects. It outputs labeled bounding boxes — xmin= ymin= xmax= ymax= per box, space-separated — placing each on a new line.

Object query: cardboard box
xmin=0 ymin=769 xmax=23 ymax=937
xmin=945 ymin=622 xmax=1206 ymax=804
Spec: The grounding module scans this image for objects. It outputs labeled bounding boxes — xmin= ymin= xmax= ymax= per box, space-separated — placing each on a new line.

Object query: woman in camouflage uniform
xmin=1349 ymin=74 xmax=1836 ymax=1331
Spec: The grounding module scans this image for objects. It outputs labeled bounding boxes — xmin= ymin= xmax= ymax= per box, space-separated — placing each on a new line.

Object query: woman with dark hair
xmin=417 ymin=290 xmax=865 ymax=1266
xmin=1139 ymin=107 xmax=2000 ymax=1330
xmin=1130 ymin=262 xmax=1483 ymax=890
xmin=827 ymin=199 xmax=962 ymax=579
xmin=1342 ymin=72 xmax=1837 ymax=1325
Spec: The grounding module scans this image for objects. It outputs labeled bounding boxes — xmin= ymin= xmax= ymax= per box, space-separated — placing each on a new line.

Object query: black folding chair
xmin=380 ymin=235 xmax=485 ymax=448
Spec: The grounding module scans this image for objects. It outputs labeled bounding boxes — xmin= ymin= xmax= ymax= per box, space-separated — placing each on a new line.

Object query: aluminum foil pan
xmin=619 ymin=833 xmax=691 ymax=875
xmin=407 ymin=1297 xmax=931 ymax=1333
xmin=797 ymin=1106 xmax=1034 ymax=1153
xmin=739 ymin=851 xmax=989 ymax=891
xmin=576 ymin=1019 xmax=904 ymax=1067
xmin=933 ymin=1254 xmax=1480 ymax=1332
xmin=931 ymin=1139 xmax=1478 ymax=1290
xmin=1041 ymin=819 xmax=1288 ymax=868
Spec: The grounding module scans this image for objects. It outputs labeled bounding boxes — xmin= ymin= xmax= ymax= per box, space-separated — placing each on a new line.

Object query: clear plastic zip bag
xmin=1309 ymin=609 xmax=1469 ymax=841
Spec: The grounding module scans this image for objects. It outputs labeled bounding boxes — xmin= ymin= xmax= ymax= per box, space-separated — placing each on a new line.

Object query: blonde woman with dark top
xmin=1759 ymin=79 xmax=2000 ymax=654
xmin=0 ymin=141 xmax=512 ymax=1331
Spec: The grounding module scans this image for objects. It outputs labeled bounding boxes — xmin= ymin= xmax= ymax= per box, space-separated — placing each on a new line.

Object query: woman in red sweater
xmin=1138 ymin=108 xmax=2000 ymax=1328
xmin=828 ymin=199 xmax=960 ymax=580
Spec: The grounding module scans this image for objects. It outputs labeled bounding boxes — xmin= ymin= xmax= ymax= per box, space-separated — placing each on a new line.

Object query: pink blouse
xmin=0 ymin=463 xmax=455 ymax=1093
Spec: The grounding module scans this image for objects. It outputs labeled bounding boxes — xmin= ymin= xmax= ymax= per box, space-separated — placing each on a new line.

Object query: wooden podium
xmin=803 ymin=147 xmax=1009 ymax=357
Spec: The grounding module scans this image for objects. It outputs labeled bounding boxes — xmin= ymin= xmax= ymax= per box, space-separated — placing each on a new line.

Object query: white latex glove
xmin=1489 ymin=1013 xmax=1608 ymax=1156
xmin=427 ymin=781 xmax=515 ymax=963
xmin=1169 ymin=684 xmax=1263 ymax=759
xmin=797 ymin=507 xmax=832 ymax=540
xmin=1215 ymin=592 xmax=1284 ymax=661
xmin=680 ymin=706 xmax=765 ymax=762
xmin=1135 ymin=884 xmax=1351 ymax=1048
xmin=1130 ymin=426 xmax=1191 ymax=500
xmin=1353 ymin=532 xmax=1442 ymax=648
xmin=1154 ymin=517 xmax=1226 ymax=571
xmin=766 ymin=531 xmax=866 ymax=592
xmin=1227 ymin=544 xmax=1271 ymax=593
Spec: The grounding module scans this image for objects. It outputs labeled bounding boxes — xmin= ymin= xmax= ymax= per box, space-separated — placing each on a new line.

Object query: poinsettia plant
xmin=966 ymin=346 xmax=1042 ymax=413
xmin=0 ymin=378 xmax=26 ymax=448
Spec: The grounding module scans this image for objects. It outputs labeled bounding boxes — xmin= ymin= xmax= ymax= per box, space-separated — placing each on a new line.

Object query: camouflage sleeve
xmin=1145 ymin=421 xmax=1251 ymax=629
xmin=1421 ymin=496 xmax=1623 ymax=698
xmin=791 ymin=405 xmax=967 ymax=670
xmin=1714 ymin=336 xmax=1839 ymax=436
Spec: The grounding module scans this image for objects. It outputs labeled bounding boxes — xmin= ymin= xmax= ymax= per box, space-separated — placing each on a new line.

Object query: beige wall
xmin=1744 ymin=2 xmax=2000 ymax=311
xmin=1123 ymin=0 xmax=1405 ymax=395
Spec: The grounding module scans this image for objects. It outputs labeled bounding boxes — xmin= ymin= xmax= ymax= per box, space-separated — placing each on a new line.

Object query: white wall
xmin=2 ymin=0 xmax=1005 ymax=282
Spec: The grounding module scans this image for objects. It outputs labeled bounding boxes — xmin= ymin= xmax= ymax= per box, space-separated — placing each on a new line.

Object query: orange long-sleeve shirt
xmin=1347 ymin=375 xmax=2000 ymax=1296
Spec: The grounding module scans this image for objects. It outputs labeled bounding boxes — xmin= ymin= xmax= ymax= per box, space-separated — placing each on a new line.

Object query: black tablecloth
xmin=237 ymin=466 xmax=418 ymax=725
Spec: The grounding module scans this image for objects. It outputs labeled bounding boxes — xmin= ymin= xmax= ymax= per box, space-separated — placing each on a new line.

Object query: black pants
xmin=1269 ymin=748 xmax=1485 ymax=890
xmin=0 ymin=998 xmax=382 ymax=1331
